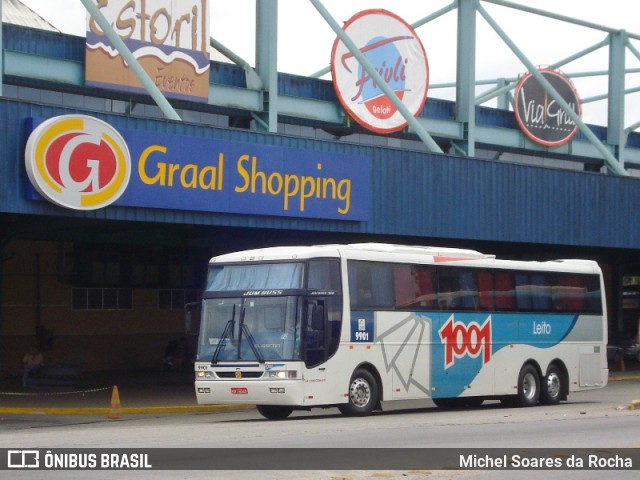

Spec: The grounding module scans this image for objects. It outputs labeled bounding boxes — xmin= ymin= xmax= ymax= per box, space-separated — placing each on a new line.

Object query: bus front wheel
xmin=516 ymin=364 xmax=540 ymax=407
xmin=256 ymin=405 xmax=294 ymax=420
xmin=338 ymin=368 xmax=379 ymax=417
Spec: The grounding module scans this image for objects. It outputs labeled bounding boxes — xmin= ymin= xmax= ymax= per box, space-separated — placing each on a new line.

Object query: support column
xmin=1 ymin=0 xmax=4 ymax=97
xmin=455 ymin=0 xmax=477 ymax=156
xmin=255 ymin=0 xmax=278 ymax=132
xmin=608 ymin=31 xmax=627 ymax=166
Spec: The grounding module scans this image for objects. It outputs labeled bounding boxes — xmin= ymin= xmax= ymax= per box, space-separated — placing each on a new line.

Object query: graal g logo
xmin=25 ymin=115 xmax=131 ymax=210
xmin=7 ymin=450 xmax=39 ymax=468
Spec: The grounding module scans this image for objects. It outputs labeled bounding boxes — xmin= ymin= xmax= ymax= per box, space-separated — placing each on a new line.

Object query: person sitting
xmin=22 ymin=346 xmax=44 ymax=388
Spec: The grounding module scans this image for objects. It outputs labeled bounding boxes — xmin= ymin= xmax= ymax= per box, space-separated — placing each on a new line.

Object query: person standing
xmin=22 ymin=346 xmax=44 ymax=388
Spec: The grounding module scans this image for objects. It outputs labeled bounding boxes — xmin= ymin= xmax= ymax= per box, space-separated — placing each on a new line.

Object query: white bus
xmin=194 ymin=243 xmax=608 ymax=419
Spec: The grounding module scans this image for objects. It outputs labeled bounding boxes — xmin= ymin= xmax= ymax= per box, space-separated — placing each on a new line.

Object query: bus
xmin=194 ymin=243 xmax=608 ymax=419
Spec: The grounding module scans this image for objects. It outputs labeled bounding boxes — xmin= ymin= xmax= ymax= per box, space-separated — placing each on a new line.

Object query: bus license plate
xmin=231 ymin=387 xmax=248 ymax=394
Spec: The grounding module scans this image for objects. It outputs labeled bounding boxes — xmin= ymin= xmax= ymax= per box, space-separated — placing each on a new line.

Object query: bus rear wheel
xmin=540 ymin=364 xmax=564 ymax=405
xmin=256 ymin=405 xmax=294 ymax=420
xmin=516 ymin=364 xmax=540 ymax=407
xmin=338 ymin=368 xmax=379 ymax=417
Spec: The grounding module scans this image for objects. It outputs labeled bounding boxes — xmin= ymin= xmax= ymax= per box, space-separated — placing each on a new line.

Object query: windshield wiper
xmin=238 ymin=306 xmax=264 ymax=363
xmin=211 ymin=304 xmax=236 ymax=364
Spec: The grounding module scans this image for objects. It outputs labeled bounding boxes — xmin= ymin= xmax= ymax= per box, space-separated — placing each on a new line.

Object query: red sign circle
xmin=331 ymin=9 xmax=429 ymax=134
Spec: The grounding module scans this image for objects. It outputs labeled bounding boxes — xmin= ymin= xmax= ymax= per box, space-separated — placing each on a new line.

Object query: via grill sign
xmin=331 ymin=10 xmax=429 ymax=134
xmin=513 ymin=68 xmax=581 ymax=147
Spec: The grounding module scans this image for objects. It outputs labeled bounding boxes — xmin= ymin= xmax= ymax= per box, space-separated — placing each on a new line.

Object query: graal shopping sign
xmin=331 ymin=10 xmax=429 ymax=134
xmin=85 ymin=0 xmax=210 ymax=102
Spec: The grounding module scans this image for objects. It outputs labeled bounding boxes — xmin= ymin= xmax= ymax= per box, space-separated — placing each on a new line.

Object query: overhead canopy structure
xmin=2 ymin=0 xmax=640 ymax=174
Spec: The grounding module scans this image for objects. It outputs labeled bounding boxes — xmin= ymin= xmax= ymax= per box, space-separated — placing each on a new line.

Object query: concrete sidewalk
xmin=0 ymin=366 xmax=638 ymax=416
xmin=0 ymin=368 xmax=251 ymax=415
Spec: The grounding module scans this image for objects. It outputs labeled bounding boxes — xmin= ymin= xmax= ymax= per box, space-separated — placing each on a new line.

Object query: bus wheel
xmin=517 ymin=364 xmax=540 ymax=407
xmin=338 ymin=369 xmax=379 ymax=417
xmin=256 ymin=405 xmax=294 ymax=420
xmin=540 ymin=364 xmax=563 ymax=405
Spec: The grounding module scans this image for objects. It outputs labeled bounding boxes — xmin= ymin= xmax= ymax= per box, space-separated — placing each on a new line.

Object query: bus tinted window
xmin=308 ymin=260 xmax=341 ymax=291
xmin=495 ymin=271 xmax=515 ymax=310
xmin=437 ymin=269 xmax=478 ymax=311
xmin=207 ymin=262 xmax=304 ymax=291
xmin=553 ymin=274 xmax=602 ymax=313
xmin=394 ymin=265 xmax=436 ymax=308
xmin=347 ymin=260 xmax=602 ymax=314
xmin=348 ymin=261 xmax=394 ymax=308
xmin=477 ymin=271 xmax=494 ymax=310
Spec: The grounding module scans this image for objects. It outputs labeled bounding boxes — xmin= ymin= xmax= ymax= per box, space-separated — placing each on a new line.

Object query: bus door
xmin=302 ymin=299 xmax=342 ymax=405
xmin=304 ymin=300 xmax=326 ymax=365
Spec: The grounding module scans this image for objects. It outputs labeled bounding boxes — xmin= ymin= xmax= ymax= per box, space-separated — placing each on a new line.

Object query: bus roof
xmin=209 ymin=243 xmax=600 ymax=274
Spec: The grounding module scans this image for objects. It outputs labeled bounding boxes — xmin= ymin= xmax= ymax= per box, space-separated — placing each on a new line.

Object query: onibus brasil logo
xmin=25 ymin=115 xmax=131 ymax=210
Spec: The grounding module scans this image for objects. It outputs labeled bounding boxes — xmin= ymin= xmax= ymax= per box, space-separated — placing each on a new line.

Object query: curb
xmin=609 ymin=374 xmax=640 ymax=382
xmin=0 ymin=404 xmax=254 ymax=416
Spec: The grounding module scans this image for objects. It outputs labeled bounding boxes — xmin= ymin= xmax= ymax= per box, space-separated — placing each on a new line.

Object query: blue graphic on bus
xmin=431 ymin=313 xmax=577 ymax=398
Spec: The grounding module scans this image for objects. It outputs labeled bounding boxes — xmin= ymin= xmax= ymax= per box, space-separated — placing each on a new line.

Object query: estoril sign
xmin=513 ymin=68 xmax=582 ymax=147
xmin=85 ymin=0 xmax=210 ymax=102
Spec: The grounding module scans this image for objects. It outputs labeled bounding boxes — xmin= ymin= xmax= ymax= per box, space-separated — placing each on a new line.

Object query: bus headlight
xmin=196 ymin=371 xmax=214 ymax=379
xmin=268 ymin=370 xmax=297 ymax=379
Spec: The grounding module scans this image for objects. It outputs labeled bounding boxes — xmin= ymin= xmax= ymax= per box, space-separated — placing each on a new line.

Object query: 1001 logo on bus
xmin=438 ymin=315 xmax=492 ymax=369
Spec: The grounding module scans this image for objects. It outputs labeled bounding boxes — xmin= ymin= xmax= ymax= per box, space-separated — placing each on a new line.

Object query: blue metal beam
xmin=0 ymin=0 xmax=3 ymax=97
xmin=455 ymin=0 xmax=478 ymax=156
xmin=255 ymin=0 xmax=278 ymax=132
xmin=608 ymin=31 xmax=627 ymax=159
xmin=478 ymin=3 xmax=628 ymax=176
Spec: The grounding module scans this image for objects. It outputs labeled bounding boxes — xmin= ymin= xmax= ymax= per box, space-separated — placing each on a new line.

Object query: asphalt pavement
xmin=0 ymin=362 xmax=638 ymax=416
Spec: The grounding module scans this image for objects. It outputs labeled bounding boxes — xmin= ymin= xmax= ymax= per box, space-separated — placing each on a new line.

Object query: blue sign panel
xmin=24 ymin=117 xmax=370 ymax=220
xmin=350 ymin=311 xmax=374 ymax=342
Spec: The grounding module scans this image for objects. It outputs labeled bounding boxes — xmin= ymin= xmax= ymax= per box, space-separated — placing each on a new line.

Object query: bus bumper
xmin=195 ymin=379 xmax=304 ymax=406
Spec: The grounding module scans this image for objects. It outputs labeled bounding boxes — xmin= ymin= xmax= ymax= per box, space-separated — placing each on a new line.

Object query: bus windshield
xmin=206 ymin=262 xmax=304 ymax=291
xmin=197 ymin=259 xmax=342 ymax=365
xmin=197 ymin=295 xmax=302 ymax=362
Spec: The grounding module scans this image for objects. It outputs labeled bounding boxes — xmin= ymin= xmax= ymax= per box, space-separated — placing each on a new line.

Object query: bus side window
xmin=531 ymin=274 xmax=552 ymax=311
xmin=395 ymin=265 xmax=436 ymax=308
xmin=478 ymin=271 xmax=495 ymax=310
xmin=515 ymin=273 xmax=532 ymax=311
xmin=437 ymin=272 xmax=460 ymax=310
xmin=457 ymin=270 xmax=478 ymax=310
xmin=554 ymin=275 xmax=585 ymax=312
xmin=495 ymin=272 xmax=515 ymax=310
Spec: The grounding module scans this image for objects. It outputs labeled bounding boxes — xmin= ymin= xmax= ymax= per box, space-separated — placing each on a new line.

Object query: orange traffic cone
xmin=108 ymin=385 xmax=122 ymax=419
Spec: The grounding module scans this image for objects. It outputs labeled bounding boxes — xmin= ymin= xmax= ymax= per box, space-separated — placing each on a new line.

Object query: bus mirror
xmin=312 ymin=304 xmax=324 ymax=330
xmin=184 ymin=302 xmax=201 ymax=336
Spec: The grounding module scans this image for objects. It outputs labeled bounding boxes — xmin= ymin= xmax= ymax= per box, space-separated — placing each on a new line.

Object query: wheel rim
xmin=522 ymin=372 xmax=537 ymax=400
xmin=349 ymin=377 xmax=371 ymax=408
xmin=546 ymin=371 xmax=561 ymax=399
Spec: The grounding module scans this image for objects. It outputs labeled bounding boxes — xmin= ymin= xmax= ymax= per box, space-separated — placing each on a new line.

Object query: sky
xmin=16 ymin=0 xmax=640 ymax=127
